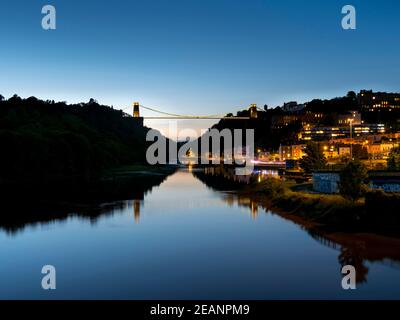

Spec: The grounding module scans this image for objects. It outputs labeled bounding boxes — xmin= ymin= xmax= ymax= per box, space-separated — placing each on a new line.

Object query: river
xmin=1 ymin=169 xmax=400 ymax=299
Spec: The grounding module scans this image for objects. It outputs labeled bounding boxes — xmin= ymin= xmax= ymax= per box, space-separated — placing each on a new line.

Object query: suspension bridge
xmin=122 ymin=103 xmax=260 ymax=120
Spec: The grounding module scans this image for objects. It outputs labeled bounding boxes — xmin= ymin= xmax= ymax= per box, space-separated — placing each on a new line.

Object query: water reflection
xmin=223 ymin=193 xmax=260 ymax=219
xmin=194 ymin=169 xmax=400 ymax=284
xmin=309 ymin=229 xmax=400 ymax=282
xmin=1 ymin=168 xmax=400 ymax=299
xmin=133 ymin=199 xmax=142 ymax=223
xmin=203 ymin=166 xmax=280 ymax=185
xmin=0 ymin=171 xmax=172 ymax=235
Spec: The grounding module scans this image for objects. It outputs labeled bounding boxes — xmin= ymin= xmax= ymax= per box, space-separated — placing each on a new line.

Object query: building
xmin=338 ymin=146 xmax=351 ymax=158
xmin=257 ymin=151 xmax=280 ymax=161
xmin=299 ymin=126 xmax=345 ymax=141
xmin=271 ymin=111 xmax=329 ymax=130
xmin=282 ymin=101 xmax=306 ymax=113
xmin=322 ymin=145 xmax=339 ymax=159
xmin=366 ymin=142 xmax=398 ymax=160
xmin=279 ymin=144 xmax=306 ymax=160
xmin=271 ymin=114 xmax=300 ymax=129
xmin=337 ymin=111 xmax=362 ymax=125
xmin=313 ymin=171 xmax=400 ymax=194
xmin=299 ymin=123 xmax=385 ymax=141
xmin=313 ymin=171 xmax=340 ymax=194
xmin=370 ymin=172 xmax=400 ymax=193
xmin=359 ymin=90 xmax=400 ymax=112
xmin=353 ymin=123 xmax=385 ymax=136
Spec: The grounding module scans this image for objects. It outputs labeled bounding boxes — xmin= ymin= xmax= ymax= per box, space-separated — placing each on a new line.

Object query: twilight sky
xmin=0 ymin=0 xmax=399 ymax=137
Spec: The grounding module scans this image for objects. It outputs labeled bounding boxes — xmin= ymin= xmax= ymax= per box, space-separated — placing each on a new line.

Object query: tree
xmin=299 ymin=143 xmax=327 ymax=173
xmin=339 ymin=160 xmax=368 ymax=201
xmin=387 ymin=147 xmax=400 ymax=170
xmin=0 ymin=94 xmax=150 ymax=185
xmin=347 ymin=91 xmax=357 ymax=100
xmin=0 ymin=94 xmax=4 ymax=102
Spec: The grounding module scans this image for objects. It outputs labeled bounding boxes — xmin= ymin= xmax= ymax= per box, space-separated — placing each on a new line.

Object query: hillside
xmin=0 ymin=95 xmax=150 ymax=186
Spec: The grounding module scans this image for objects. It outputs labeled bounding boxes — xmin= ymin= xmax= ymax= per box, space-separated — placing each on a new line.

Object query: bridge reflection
xmin=223 ymin=193 xmax=259 ymax=219
xmin=132 ymin=199 xmax=142 ymax=223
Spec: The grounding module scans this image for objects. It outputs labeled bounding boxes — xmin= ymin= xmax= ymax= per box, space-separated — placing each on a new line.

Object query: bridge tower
xmin=133 ymin=102 xmax=140 ymax=118
xmin=249 ymin=104 xmax=258 ymax=119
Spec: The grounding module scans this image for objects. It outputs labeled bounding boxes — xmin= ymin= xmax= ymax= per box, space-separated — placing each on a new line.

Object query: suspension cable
xmin=121 ymin=103 xmax=255 ymax=120
xmin=139 ymin=104 xmax=226 ymax=119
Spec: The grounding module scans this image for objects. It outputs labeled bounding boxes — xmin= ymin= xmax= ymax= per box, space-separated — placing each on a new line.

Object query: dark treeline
xmin=304 ymin=93 xmax=358 ymax=113
xmin=0 ymin=94 xmax=150 ymax=186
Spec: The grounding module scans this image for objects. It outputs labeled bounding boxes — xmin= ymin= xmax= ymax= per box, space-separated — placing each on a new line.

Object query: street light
xmin=348 ymin=118 xmax=354 ymax=160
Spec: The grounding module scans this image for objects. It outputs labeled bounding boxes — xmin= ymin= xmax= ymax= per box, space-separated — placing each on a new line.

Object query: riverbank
xmin=248 ymin=178 xmax=364 ymax=230
xmin=252 ymin=178 xmax=400 ymax=235
xmin=194 ymin=170 xmax=400 ymax=238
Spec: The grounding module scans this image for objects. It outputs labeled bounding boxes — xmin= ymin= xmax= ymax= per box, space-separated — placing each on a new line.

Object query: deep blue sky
xmin=1 ymin=0 xmax=399 ymax=134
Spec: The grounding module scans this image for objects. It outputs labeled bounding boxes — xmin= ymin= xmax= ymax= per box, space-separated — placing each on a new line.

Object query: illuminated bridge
xmin=123 ymin=102 xmax=261 ymax=120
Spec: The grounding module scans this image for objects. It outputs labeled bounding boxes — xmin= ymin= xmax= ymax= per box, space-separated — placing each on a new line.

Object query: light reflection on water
xmin=204 ymin=166 xmax=279 ymax=184
xmin=0 ymin=169 xmax=400 ymax=299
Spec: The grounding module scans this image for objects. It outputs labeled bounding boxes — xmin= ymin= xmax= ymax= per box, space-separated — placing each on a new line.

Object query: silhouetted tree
xmin=339 ymin=160 xmax=368 ymax=201
xmin=0 ymin=93 xmax=151 ymax=186
xmin=347 ymin=91 xmax=357 ymax=100
xmin=299 ymin=143 xmax=327 ymax=173
xmin=388 ymin=147 xmax=400 ymax=170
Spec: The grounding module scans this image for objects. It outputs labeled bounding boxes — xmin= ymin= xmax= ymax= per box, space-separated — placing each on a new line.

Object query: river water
xmin=1 ymin=169 xmax=400 ymax=299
